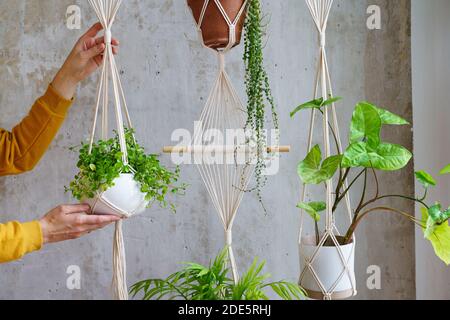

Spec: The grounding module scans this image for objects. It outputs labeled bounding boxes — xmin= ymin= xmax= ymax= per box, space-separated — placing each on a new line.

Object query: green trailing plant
xmin=292 ymin=98 xmax=450 ymax=265
xmin=66 ymin=128 xmax=186 ymax=212
xmin=243 ymin=0 xmax=279 ymax=211
xmin=130 ymin=248 xmax=305 ymax=300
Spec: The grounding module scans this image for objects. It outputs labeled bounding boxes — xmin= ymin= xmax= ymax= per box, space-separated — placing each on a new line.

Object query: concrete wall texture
xmin=0 ymin=0 xmax=415 ymax=299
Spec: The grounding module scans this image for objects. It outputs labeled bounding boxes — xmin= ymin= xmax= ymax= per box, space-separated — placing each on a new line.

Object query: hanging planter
xmin=187 ymin=0 xmax=247 ymax=50
xmin=84 ymin=173 xmax=147 ymax=218
xmin=186 ymin=0 xmax=280 ymax=212
xmin=67 ymin=129 xmax=184 ymax=219
xmin=65 ymin=0 xmax=186 ymax=300
xmin=299 ymin=235 xmax=355 ymax=300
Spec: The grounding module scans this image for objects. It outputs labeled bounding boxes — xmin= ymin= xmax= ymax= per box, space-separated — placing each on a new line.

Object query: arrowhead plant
xmin=293 ymin=98 xmax=450 ymax=266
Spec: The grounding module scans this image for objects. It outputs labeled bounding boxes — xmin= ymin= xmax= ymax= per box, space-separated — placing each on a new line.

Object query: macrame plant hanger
xmin=164 ymin=0 xmax=289 ymax=284
xmin=298 ymin=0 xmax=357 ymax=300
xmin=88 ymin=0 xmax=134 ymax=300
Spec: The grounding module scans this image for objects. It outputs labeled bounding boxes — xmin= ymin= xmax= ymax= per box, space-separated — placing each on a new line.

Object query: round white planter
xmin=84 ymin=173 xmax=148 ymax=218
xmin=299 ymin=235 xmax=356 ymax=300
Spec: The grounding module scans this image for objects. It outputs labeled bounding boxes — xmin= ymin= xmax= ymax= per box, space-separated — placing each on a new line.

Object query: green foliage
xmin=421 ymin=207 xmax=450 ymax=265
xmin=297 ymin=201 xmax=326 ymax=222
xmin=349 ymin=102 xmax=382 ymax=148
xmin=297 ymin=145 xmax=342 ymax=185
xmin=130 ymin=248 xmax=305 ymax=300
xmin=341 ymin=142 xmax=412 ymax=171
xmin=415 ymin=171 xmax=437 ymax=189
xmin=440 ymin=164 xmax=450 ymax=175
xmin=290 ymin=96 xmax=342 ymax=118
xmin=66 ymin=128 xmax=185 ymax=211
xmin=243 ymin=0 xmax=279 ymax=208
xmin=342 ymin=102 xmax=412 ymax=171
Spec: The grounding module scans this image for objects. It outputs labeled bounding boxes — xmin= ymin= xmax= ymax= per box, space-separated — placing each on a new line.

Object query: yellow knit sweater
xmin=0 ymin=85 xmax=72 ymax=263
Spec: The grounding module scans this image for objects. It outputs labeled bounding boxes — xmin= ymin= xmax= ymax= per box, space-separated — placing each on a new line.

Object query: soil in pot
xmin=187 ymin=0 xmax=247 ymax=50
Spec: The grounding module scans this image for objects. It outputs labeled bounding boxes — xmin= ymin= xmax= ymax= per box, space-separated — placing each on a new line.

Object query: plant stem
xmin=359 ymin=194 xmax=429 ymax=213
xmin=334 ymin=169 xmax=366 ymax=211
xmin=355 ymin=169 xmax=368 ymax=214
xmin=343 ymin=206 xmax=425 ymax=244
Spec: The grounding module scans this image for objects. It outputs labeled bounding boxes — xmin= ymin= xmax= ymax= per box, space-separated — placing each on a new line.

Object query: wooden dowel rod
xmin=162 ymin=146 xmax=291 ymax=154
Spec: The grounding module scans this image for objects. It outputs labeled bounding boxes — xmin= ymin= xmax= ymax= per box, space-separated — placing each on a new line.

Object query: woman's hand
xmin=39 ymin=204 xmax=120 ymax=244
xmin=52 ymin=23 xmax=120 ymax=100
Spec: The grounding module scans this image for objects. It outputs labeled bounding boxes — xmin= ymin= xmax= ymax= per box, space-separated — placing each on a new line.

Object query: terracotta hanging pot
xmin=187 ymin=0 xmax=247 ymax=50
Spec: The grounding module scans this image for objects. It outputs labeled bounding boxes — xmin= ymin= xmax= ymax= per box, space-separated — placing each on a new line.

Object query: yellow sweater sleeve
xmin=0 ymin=85 xmax=73 ymax=263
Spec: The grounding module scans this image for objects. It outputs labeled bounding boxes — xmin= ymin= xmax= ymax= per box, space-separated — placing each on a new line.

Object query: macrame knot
xmin=105 ymin=28 xmax=112 ymax=45
xmin=324 ymin=293 xmax=332 ymax=300
xmin=225 ymin=229 xmax=233 ymax=246
xmin=218 ymin=53 xmax=226 ymax=71
xmin=319 ymin=32 xmax=326 ymax=48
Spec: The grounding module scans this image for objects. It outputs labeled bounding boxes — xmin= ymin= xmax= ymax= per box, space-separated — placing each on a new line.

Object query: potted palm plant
xmin=292 ymin=98 xmax=450 ymax=298
xmin=66 ymin=129 xmax=186 ymax=217
xmin=130 ymin=247 xmax=305 ymax=300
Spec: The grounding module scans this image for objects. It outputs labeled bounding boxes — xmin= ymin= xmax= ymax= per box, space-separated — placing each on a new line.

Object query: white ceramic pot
xmin=299 ymin=235 xmax=356 ymax=300
xmin=84 ymin=173 xmax=148 ymax=218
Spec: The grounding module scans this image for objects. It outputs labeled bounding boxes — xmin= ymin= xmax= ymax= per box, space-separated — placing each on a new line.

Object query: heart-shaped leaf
xmin=297 ymin=201 xmax=326 ymax=222
xmin=356 ymin=101 xmax=410 ymax=126
xmin=342 ymin=142 xmax=412 ymax=171
xmin=349 ymin=102 xmax=382 ymax=148
xmin=415 ymin=170 xmax=436 ymax=188
xmin=422 ymin=207 xmax=450 ymax=265
xmin=376 ymin=106 xmax=410 ymax=125
xmin=298 ymin=145 xmax=342 ymax=185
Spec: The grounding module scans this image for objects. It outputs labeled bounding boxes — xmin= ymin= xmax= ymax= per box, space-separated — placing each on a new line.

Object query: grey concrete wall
xmin=412 ymin=0 xmax=450 ymax=300
xmin=0 ymin=0 xmax=414 ymax=299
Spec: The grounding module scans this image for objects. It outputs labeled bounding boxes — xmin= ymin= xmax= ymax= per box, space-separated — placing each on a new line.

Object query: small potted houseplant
xmin=292 ymin=98 xmax=450 ymax=298
xmin=66 ymin=129 xmax=186 ymax=217
xmin=187 ymin=0 xmax=279 ymax=210
xmin=130 ymin=247 xmax=306 ymax=300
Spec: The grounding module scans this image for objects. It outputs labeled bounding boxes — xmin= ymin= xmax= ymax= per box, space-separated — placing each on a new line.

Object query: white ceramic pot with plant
xmin=293 ymin=98 xmax=450 ymax=299
xmin=84 ymin=173 xmax=148 ymax=218
xmin=66 ymin=129 xmax=185 ymax=218
xmin=299 ymin=234 xmax=355 ymax=300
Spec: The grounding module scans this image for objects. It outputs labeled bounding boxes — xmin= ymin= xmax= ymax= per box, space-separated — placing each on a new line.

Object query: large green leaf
xmin=297 ymin=202 xmax=326 ymax=222
xmin=422 ymin=207 xmax=450 ymax=265
xmin=415 ymin=170 xmax=437 ymax=188
xmin=372 ymin=104 xmax=410 ymax=125
xmin=298 ymin=145 xmax=342 ymax=185
xmin=342 ymin=142 xmax=412 ymax=171
xmin=290 ymin=97 xmax=342 ymax=118
xmin=349 ymin=102 xmax=382 ymax=148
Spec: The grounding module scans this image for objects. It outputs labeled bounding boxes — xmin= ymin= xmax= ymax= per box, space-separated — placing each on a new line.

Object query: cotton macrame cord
xmin=88 ymin=0 xmax=134 ymax=300
xmin=164 ymin=0 xmax=288 ymax=285
xmin=298 ymin=0 xmax=357 ymax=300
xmin=193 ymin=0 xmax=250 ymax=284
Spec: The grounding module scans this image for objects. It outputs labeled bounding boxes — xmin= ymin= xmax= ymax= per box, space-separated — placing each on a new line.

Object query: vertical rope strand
xmin=88 ymin=0 xmax=130 ymax=300
xmin=299 ymin=0 xmax=356 ymax=300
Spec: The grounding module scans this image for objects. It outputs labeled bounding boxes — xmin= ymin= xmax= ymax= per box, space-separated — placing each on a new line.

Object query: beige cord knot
xmin=319 ymin=32 xmax=326 ymax=48
xmin=105 ymin=28 xmax=112 ymax=45
xmin=225 ymin=230 xmax=233 ymax=246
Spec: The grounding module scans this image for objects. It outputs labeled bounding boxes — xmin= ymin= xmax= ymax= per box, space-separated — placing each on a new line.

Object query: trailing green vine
xmin=66 ymin=128 xmax=186 ymax=212
xmin=243 ymin=0 xmax=279 ymax=211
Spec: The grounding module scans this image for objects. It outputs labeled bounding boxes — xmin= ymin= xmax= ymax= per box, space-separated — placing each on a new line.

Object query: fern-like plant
xmin=130 ymin=248 xmax=305 ymax=300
